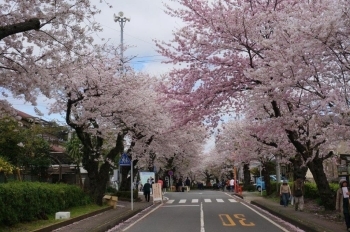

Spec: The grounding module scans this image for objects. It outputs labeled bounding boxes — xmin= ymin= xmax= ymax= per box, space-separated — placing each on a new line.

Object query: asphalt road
xmin=111 ymin=190 xmax=296 ymax=232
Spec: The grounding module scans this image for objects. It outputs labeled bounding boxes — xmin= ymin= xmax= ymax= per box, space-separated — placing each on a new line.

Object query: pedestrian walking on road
xmin=158 ymin=178 xmax=164 ymax=195
xmin=143 ymin=182 xmax=151 ymax=202
xmin=221 ymin=179 xmax=226 ymax=191
xmin=280 ymin=180 xmax=291 ymax=207
xmin=229 ymin=178 xmax=234 ymax=192
xmin=177 ymin=177 xmax=183 ymax=192
xmin=158 ymin=178 xmax=163 ymax=188
xmin=292 ymin=176 xmax=305 ymax=211
xmin=162 ymin=179 xmax=167 ymax=193
xmin=336 ymin=178 xmax=350 ymax=231
xmin=185 ymin=177 xmax=191 ymax=191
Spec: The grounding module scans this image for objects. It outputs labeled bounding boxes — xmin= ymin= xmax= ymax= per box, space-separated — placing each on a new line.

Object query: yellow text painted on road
xmin=219 ymin=214 xmax=236 ymax=226
xmin=219 ymin=214 xmax=255 ymax=227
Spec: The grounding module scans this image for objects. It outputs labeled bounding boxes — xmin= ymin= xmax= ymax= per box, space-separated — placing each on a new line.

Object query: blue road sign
xmin=119 ymin=153 xmax=131 ymax=166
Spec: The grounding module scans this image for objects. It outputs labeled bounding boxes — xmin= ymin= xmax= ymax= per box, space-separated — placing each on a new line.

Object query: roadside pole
xmin=119 ymin=153 xmax=133 ymax=210
xmin=234 ymin=167 xmax=237 ymax=193
xmin=260 ymin=165 xmax=262 ymax=196
xmin=131 ymin=159 xmax=133 ymax=211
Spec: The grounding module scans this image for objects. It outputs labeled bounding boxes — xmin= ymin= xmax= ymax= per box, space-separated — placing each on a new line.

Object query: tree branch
xmin=0 ymin=18 xmax=40 ymax=41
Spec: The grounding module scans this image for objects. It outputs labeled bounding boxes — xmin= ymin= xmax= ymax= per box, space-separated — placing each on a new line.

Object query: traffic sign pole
xmin=168 ymin=171 xmax=173 ymax=192
xmin=119 ymin=153 xmax=133 ymax=210
xmin=131 ymin=159 xmax=133 ymax=211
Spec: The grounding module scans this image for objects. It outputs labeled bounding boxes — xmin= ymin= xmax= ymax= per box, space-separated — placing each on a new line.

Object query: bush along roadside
xmin=0 ymin=181 xmax=91 ymax=226
xmin=267 ymin=181 xmax=339 ymax=206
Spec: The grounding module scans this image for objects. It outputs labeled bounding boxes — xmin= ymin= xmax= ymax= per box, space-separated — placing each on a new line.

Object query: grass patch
xmin=0 ymin=204 xmax=110 ymax=232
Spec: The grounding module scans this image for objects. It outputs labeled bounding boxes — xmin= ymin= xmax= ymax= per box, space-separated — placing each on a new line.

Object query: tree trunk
xmin=262 ymin=163 xmax=272 ymax=195
xmin=307 ymin=155 xmax=335 ymax=210
xmin=81 ymin=133 xmax=124 ymax=205
xmin=243 ymin=163 xmax=251 ymax=188
xmin=290 ymin=154 xmax=308 ymax=180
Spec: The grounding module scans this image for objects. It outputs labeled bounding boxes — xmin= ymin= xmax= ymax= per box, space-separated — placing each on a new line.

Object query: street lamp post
xmin=114 ymin=11 xmax=130 ymax=73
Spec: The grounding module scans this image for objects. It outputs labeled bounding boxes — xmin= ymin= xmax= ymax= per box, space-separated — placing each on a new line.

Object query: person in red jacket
xmin=158 ymin=178 xmax=163 ymax=188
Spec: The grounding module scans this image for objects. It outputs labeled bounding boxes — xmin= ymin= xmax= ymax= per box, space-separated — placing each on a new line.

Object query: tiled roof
xmin=16 ymin=109 xmax=35 ymax=119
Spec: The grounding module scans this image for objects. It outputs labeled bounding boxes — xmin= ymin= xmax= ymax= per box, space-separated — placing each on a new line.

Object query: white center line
xmin=200 ymin=202 xmax=205 ymax=232
xmin=163 ymin=205 xmax=199 ymax=207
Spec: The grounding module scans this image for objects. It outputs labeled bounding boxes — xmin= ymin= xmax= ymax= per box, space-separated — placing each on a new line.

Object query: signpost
xmin=152 ymin=183 xmax=162 ymax=203
xmin=119 ymin=153 xmax=133 ymax=210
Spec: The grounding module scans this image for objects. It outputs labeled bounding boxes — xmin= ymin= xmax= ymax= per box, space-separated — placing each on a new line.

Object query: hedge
xmin=0 ymin=181 xmax=91 ymax=226
xmin=269 ymin=181 xmax=339 ymax=205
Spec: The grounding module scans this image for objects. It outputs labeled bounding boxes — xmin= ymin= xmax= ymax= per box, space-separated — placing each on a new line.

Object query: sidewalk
xmin=238 ymin=191 xmax=346 ymax=232
xmin=33 ymin=194 xmax=157 ymax=232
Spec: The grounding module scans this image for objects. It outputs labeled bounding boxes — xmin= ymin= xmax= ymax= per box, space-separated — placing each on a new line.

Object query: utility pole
xmin=114 ymin=11 xmax=130 ymax=73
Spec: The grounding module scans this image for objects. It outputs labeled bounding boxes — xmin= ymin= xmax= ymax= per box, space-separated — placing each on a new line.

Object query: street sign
xmin=119 ymin=153 xmax=131 ymax=166
xmin=168 ymin=170 xmax=173 ymax=176
xmin=152 ymin=183 xmax=162 ymax=203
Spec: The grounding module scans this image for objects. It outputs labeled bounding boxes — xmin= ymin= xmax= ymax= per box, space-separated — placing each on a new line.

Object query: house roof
xmin=15 ymin=109 xmax=49 ymax=125
xmin=50 ymin=152 xmax=75 ymax=165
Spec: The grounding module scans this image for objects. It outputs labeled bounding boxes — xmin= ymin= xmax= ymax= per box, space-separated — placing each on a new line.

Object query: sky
xmin=3 ymin=0 xmax=217 ymax=151
xmin=5 ymin=0 xmax=184 ymax=124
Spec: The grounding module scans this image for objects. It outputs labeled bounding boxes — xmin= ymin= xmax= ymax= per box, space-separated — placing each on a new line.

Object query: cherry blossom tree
xmin=49 ymin=46 xmax=206 ymax=202
xmin=157 ymin=0 xmax=350 ymax=209
xmin=0 ymin=0 xmax=108 ymax=109
xmin=142 ymin=122 xmax=207 ymax=181
xmin=196 ymin=149 xmax=227 ymax=186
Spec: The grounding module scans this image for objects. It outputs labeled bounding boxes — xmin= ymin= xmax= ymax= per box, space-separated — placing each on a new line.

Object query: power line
xmin=100 ymin=24 xmax=156 ymax=46
xmin=129 ymin=59 xmax=168 ymax=64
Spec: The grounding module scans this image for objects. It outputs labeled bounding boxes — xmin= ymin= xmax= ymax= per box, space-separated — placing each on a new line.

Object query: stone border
xmin=32 ymin=206 xmax=113 ymax=232
xmin=251 ymin=200 xmax=321 ymax=232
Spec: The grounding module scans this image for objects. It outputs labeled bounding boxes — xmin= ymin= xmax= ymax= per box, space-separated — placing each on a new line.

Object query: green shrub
xmin=289 ymin=181 xmax=338 ymax=200
xmin=0 ymin=181 xmax=91 ymax=226
xmin=244 ymin=184 xmax=256 ymax=192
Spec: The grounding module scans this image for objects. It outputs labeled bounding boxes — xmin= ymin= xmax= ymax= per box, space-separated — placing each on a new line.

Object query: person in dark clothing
xmin=177 ymin=177 xmax=183 ymax=192
xmin=143 ymin=182 xmax=151 ymax=202
xmin=185 ymin=177 xmax=191 ymax=191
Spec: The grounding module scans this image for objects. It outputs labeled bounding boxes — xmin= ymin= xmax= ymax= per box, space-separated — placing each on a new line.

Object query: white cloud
xmin=95 ymin=0 xmax=184 ymax=75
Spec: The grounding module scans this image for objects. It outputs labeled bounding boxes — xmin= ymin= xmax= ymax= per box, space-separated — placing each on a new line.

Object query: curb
xmin=33 ymin=206 xmax=113 ymax=232
xmin=92 ymin=208 xmax=143 ymax=232
xmin=92 ymin=203 xmax=158 ymax=232
xmin=233 ymin=193 xmax=243 ymax=199
xmin=251 ymin=201 xmax=318 ymax=232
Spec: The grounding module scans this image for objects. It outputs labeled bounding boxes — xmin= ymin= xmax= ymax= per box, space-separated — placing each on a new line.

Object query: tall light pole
xmin=114 ymin=11 xmax=130 ymax=73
